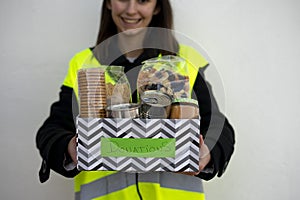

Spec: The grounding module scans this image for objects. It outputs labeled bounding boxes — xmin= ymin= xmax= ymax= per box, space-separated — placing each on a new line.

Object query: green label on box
xmin=101 ymin=138 xmax=176 ymax=158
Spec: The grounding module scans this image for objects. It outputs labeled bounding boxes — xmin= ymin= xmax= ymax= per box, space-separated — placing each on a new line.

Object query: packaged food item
xmin=105 ymin=65 xmax=131 ymax=106
xmin=106 ymin=103 xmax=140 ymax=118
xmin=77 ymin=65 xmax=131 ymax=118
xmin=77 ymin=68 xmax=107 ymax=118
xmin=139 ymin=90 xmax=172 ymax=119
xmin=169 ymin=98 xmax=199 ymax=119
xmin=137 ymin=55 xmax=190 ymax=100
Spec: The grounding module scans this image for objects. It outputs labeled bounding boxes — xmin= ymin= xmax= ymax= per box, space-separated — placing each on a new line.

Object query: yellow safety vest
xmin=63 ymin=44 xmax=208 ymax=200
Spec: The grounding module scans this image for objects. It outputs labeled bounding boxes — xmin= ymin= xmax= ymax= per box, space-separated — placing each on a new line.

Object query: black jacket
xmin=36 ymin=49 xmax=235 ymax=183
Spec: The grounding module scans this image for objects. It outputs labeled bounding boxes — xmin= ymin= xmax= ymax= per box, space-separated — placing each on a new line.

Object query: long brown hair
xmin=95 ymin=0 xmax=178 ymax=56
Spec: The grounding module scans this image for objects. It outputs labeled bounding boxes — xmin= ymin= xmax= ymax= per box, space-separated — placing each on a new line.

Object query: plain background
xmin=1 ymin=0 xmax=299 ymax=199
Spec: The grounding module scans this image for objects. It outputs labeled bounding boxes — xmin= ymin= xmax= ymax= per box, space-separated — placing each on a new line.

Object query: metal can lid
xmin=140 ymin=90 xmax=172 ymax=107
xmin=106 ymin=103 xmax=140 ymax=111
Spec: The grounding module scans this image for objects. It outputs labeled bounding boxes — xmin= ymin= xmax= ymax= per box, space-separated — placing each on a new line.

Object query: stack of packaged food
xmin=77 ymin=55 xmax=199 ymax=119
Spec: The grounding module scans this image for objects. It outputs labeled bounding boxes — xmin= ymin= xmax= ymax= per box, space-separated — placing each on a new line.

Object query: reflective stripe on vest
xmin=75 ymin=172 xmax=205 ymax=200
xmin=63 ymin=45 xmax=208 ymax=199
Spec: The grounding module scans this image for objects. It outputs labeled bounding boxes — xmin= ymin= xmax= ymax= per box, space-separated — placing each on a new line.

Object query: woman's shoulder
xmin=71 ymin=48 xmax=94 ymax=63
xmin=69 ymin=47 xmax=101 ymax=68
xmin=178 ymin=44 xmax=209 ymax=69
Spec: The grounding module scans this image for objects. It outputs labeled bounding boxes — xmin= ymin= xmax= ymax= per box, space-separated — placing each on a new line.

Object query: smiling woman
xmin=35 ymin=0 xmax=235 ymax=199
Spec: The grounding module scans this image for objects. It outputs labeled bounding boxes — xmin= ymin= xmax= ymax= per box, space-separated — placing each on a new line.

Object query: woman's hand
xmin=178 ymin=135 xmax=211 ymax=176
xmin=67 ymin=136 xmax=78 ymax=164
xmin=198 ymin=135 xmax=211 ymax=172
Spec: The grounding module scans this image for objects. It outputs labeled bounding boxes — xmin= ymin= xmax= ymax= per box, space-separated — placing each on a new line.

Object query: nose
xmin=126 ymin=0 xmax=138 ymax=15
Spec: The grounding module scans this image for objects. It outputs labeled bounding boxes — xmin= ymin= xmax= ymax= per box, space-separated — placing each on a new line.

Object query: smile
xmin=122 ymin=17 xmax=141 ymax=24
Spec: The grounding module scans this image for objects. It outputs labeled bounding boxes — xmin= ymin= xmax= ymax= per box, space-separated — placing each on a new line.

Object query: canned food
xmin=169 ymin=98 xmax=199 ymax=119
xmin=106 ymin=103 xmax=140 ymax=118
xmin=140 ymin=90 xmax=172 ymax=119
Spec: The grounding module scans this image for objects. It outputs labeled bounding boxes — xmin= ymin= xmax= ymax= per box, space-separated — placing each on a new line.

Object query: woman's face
xmin=107 ymin=0 xmax=159 ymax=33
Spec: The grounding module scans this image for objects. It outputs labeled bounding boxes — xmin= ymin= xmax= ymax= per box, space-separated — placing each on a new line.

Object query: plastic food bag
xmin=137 ymin=55 xmax=190 ymax=100
xmin=105 ymin=65 xmax=131 ymax=106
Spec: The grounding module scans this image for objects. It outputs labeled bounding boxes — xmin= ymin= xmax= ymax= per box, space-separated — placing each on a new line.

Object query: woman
xmin=36 ymin=0 xmax=235 ymax=199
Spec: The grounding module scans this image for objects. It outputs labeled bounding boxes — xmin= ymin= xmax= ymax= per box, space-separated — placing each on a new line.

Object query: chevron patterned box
xmin=76 ymin=118 xmax=200 ymax=172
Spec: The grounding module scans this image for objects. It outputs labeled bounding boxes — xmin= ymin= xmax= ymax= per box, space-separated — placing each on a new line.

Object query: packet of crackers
xmin=77 ymin=66 xmax=131 ymax=118
xmin=137 ymin=55 xmax=190 ymax=100
xmin=77 ymin=68 xmax=107 ymax=118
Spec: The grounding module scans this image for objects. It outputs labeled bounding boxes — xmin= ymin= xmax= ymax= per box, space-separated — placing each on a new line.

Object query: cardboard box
xmin=76 ymin=118 xmax=200 ymax=172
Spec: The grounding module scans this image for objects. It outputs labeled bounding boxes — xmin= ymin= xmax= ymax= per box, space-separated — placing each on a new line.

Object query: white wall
xmin=0 ymin=0 xmax=299 ymax=199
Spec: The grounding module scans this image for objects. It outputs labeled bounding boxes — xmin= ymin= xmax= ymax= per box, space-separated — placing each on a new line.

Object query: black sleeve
xmin=36 ymin=85 xmax=80 ymax=183
xmin=192 ymin=67 xmax=235 ymax=181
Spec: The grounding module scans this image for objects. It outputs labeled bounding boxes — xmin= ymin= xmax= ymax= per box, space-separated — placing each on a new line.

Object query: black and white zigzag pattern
xmin=77 ymin=118 xmax=200 ymax=172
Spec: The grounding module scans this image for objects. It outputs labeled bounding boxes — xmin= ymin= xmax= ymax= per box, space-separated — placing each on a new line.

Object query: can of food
xmin=106 ymin=103 xmax=140 ymax=118
xmin=169 ymin=98 xmax=199 ymax=119
xmin=140 ymin=90 xmax=172 ymax=119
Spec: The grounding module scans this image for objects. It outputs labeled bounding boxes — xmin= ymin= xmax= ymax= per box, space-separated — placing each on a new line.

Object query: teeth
xmin=123 ymin=18 xmax=139 ymax=24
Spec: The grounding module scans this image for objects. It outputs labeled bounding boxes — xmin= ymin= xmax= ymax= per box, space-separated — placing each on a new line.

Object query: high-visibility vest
xmin=63 ymin=44 xmax=208 ymax=200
